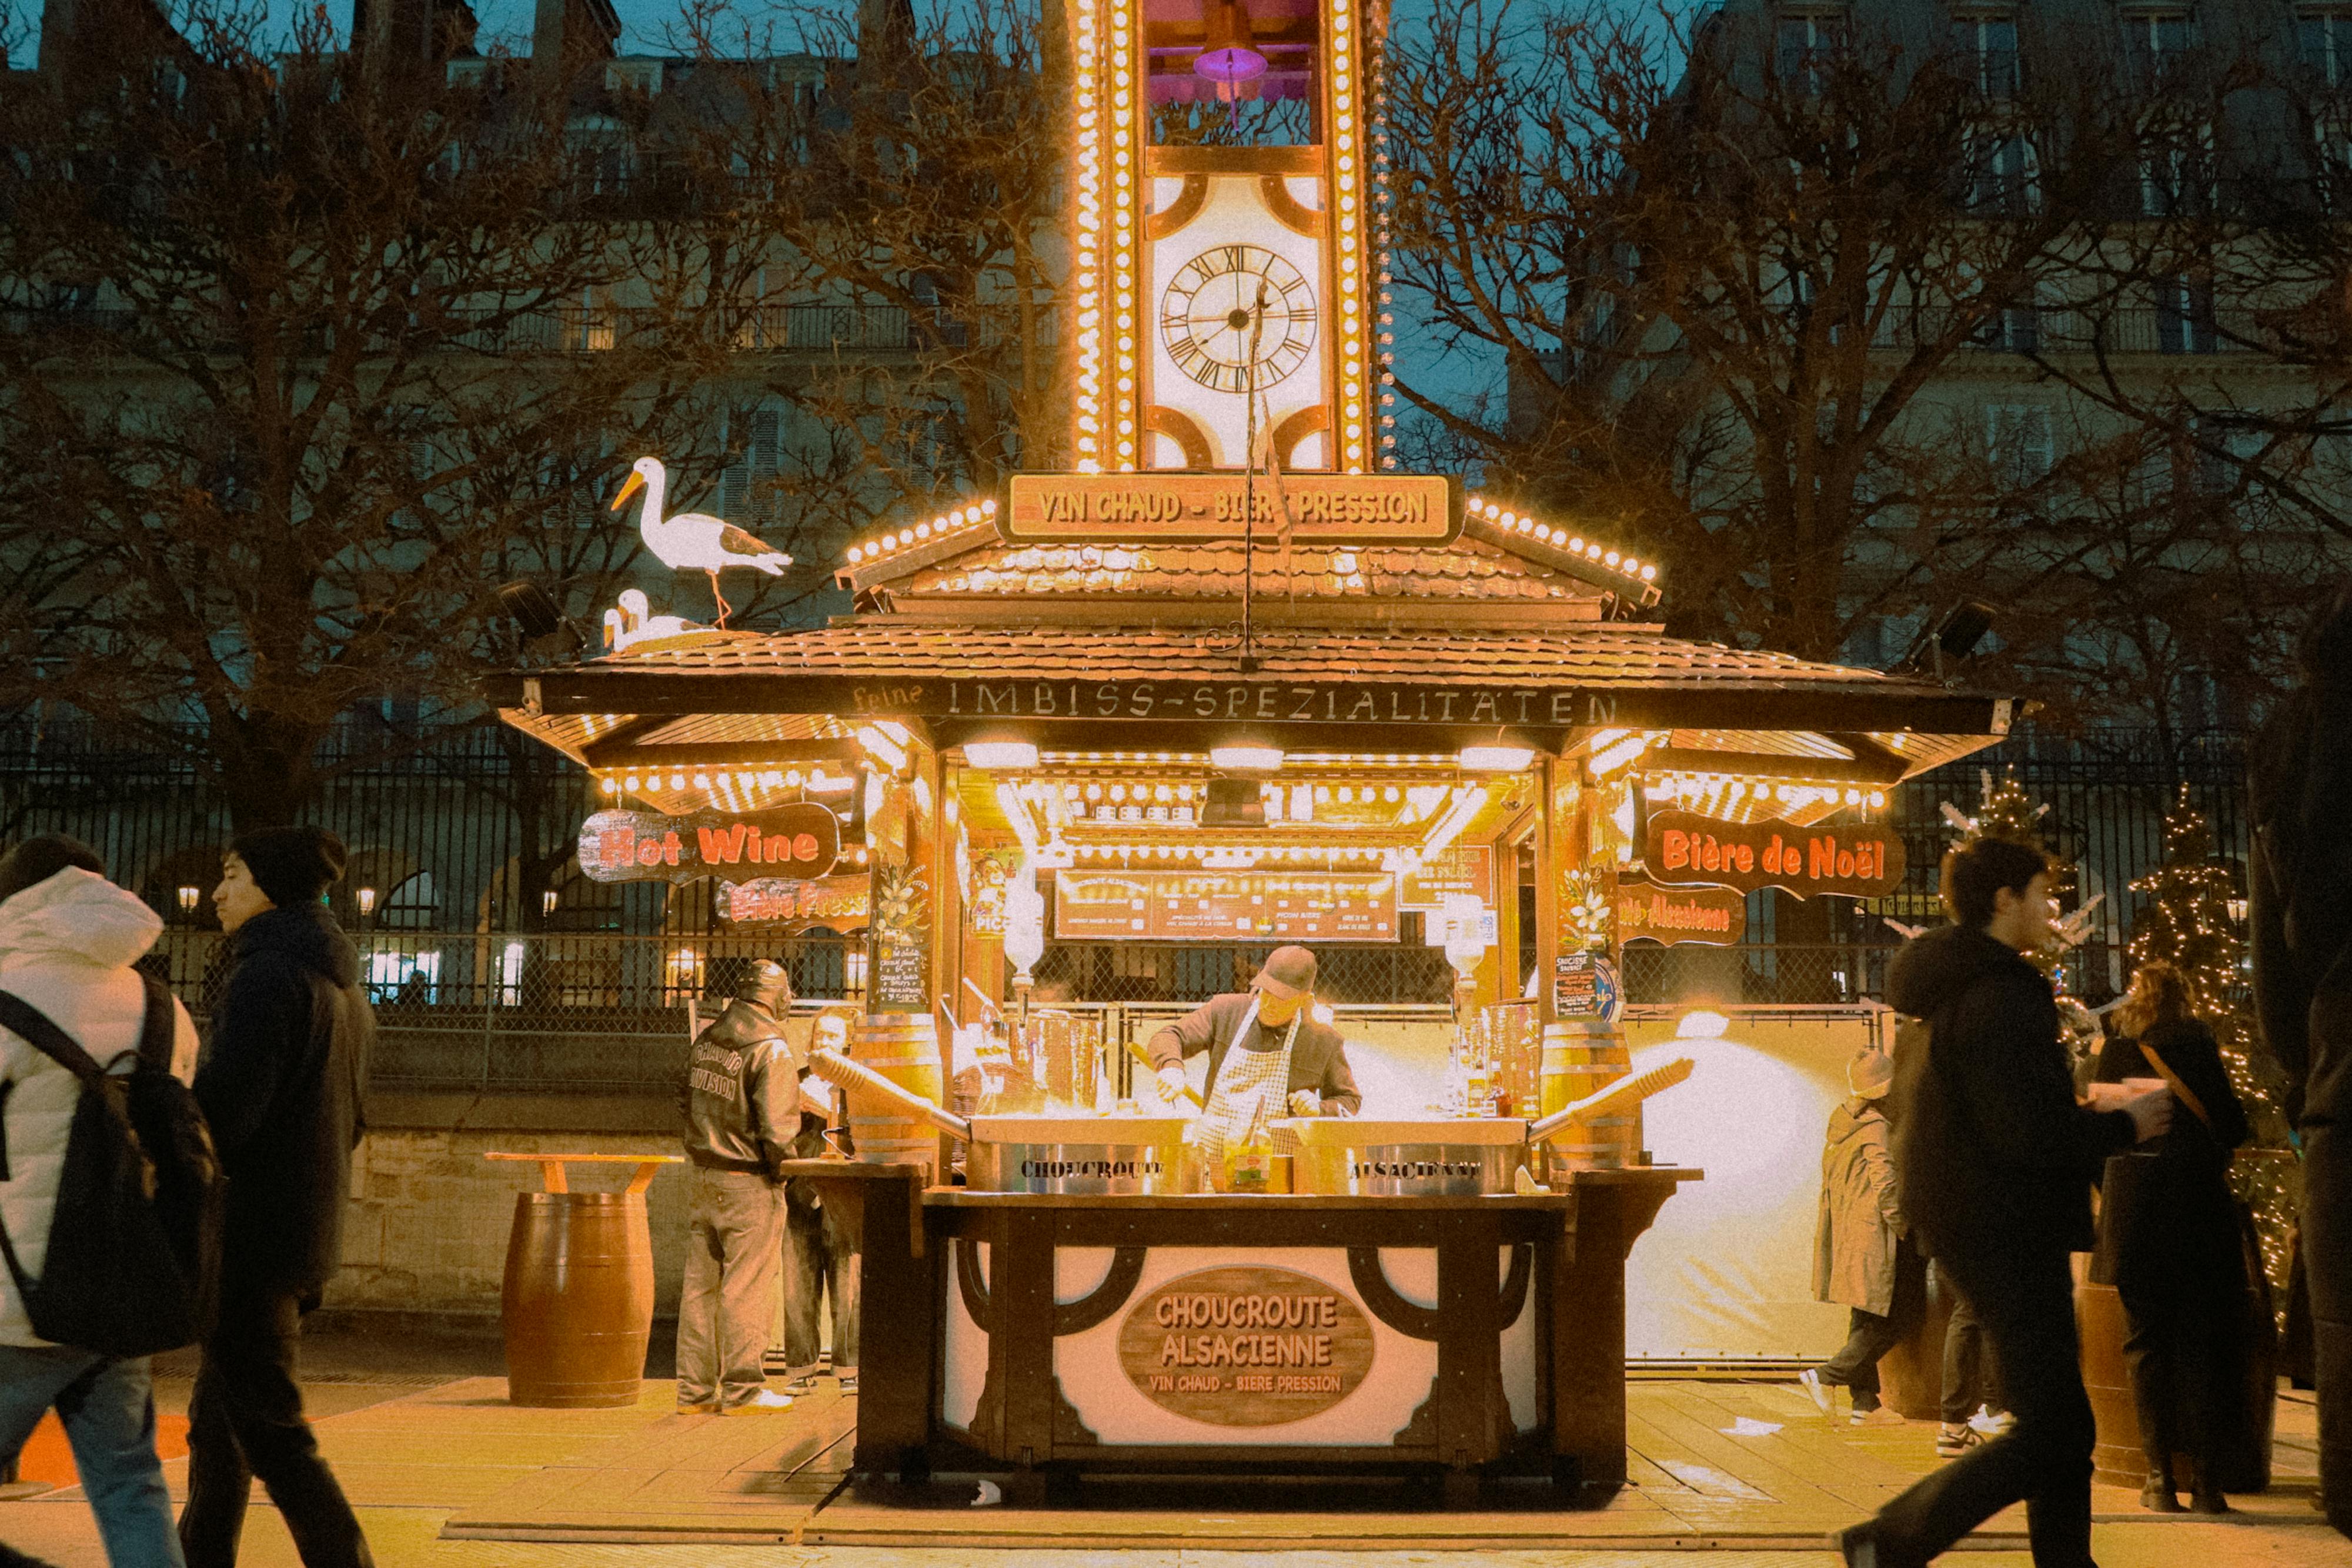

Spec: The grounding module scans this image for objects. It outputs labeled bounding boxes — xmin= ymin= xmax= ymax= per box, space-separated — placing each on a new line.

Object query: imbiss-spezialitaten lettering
xmin=918 ymin=680 xmax=1626 ymax=727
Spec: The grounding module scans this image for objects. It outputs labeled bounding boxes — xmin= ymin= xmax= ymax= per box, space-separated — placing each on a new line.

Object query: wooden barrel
xmin=2076 ymin=1279 xmax=2151 ymax=1485
xmin=847 ymin=1013 xmax=946 ymax=1176
xmin=1540 ymin=1022 xmax=1635 ymax=1170
xmin=501 ymin=1192 xmax=655 ymax=1409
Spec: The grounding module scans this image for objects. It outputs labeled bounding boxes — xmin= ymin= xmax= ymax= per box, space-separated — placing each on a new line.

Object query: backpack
xmin=0 ymin=976 xmax=225 ymax=1356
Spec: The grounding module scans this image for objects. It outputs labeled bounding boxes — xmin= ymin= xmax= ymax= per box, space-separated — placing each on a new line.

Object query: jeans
xmin=674 ymin=1166 xmax=784 ymax=1407
xmin=1868 ymin=1239 xmax=2097 ymax=1567
xmin=1940 ymin=1272 xmax=2003 ymax=1423
xmin=179 ymin=1288 xmax=372 ymax=1568
xmin=1818 ymin=1236 xmax=1925 ymax=1411
xmin=0 ymin=1343 xmax=183 ymax=1568
xmin=781 ymin=1191 xmax=858 ymax=1378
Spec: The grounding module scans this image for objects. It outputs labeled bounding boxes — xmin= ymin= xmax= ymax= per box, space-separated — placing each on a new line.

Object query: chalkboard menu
xmin=1055 ymin=871 xmax=1397 ymax=942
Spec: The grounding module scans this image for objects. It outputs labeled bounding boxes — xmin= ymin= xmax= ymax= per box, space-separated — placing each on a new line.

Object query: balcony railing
xmin=1 ymin=301 xmax=1050 ymax=360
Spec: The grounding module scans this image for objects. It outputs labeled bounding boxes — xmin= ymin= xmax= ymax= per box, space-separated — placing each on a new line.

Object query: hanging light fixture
xmin=1196 ymin=0 xmax=1267 ymax=101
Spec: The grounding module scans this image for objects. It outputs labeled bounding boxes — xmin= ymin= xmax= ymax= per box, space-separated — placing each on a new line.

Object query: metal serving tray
xmin=963 ymin=1114 xmax=1190 ymax=1195
xmin=1284 ymin=1117 xmax=1530 ymax=1196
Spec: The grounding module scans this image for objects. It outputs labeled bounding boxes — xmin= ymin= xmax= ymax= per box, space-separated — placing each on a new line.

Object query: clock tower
xmin=1066 ymin=0 xmax=1391 ymax=476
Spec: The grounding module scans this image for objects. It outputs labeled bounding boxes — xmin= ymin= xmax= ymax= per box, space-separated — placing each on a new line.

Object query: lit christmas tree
xmin=2127 ymin=788 xmax=2298 ymax=1295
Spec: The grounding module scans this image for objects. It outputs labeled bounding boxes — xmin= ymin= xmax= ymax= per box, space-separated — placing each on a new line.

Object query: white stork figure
xmin=602 ymin=589 xmax=706 ymax=654
xmin=610 ymin=456 xmax=791 ymax=629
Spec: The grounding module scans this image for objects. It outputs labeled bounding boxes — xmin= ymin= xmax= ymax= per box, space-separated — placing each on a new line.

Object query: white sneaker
xmin=1799 ymin=1369 xmax=1838 ymax=1418
xmin=1969 ymin=1404 xmax=2014 ymax=1437
xmin=723 ymin=1389 xmax=795 ymax=1415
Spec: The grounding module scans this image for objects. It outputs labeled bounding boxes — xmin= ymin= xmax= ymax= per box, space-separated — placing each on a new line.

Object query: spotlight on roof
xmin=1893 ymin=601 xmax=1997 ymax=679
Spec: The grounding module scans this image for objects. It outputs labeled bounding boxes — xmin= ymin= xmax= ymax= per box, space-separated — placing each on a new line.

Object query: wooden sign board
xmin=577 ymin=805 xmax=840 ymax=885
xmin=1006 ymin=473 xmax=1459 ymax=543
xmin=1115 ymin=1265 xmax=1374 ymax=1427
xmin=1055 ymin=871 xmax=1397 ymax=942
xmin=1642 ymin=810 xmax=1905 ymax=900
xmin=1397 ymin=844 xmax=1494 ymax=911
xmin=1615 ymin=875 xmax=1746 ymax=946
xmin=714 ymin=874 xmax=868 ymax=929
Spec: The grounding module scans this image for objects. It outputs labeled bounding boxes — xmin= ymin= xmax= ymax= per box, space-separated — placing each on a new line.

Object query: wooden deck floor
xmin=431 ymin=1375 xmax=2318 ymax=1549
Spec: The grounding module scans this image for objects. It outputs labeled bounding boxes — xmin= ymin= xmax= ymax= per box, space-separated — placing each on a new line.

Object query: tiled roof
xmin=901 ymin=535 xmax=1583 ymax=601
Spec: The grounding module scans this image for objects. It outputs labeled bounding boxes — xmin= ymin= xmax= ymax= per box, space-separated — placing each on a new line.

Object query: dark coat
xmin=2250 ymin=666 xmax=2352 ymax=1135
xmin=1145 ymin=992 xmax=1362 ymax=1115
xmin=679 ymin=1000 xmax=802 ymax=1179
xmin=193 ymin=905 xmax=372 ymax=1296
xmin=2089 ymin=1019 xmax=2249 ymax=1290
xmin=1887 ymin=924 xmax=2136 ymax=1257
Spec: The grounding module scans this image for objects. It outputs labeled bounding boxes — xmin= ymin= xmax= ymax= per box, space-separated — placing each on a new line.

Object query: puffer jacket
xmin=0 ymin=868 xmax=199 ymax=1346
xmin=1813 ymin=1097 xmax=1903 ymax=1315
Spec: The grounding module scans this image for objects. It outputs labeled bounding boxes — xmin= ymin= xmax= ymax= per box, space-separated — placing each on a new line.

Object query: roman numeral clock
xmin=1065 ymin=0 xmax=1392 ymax=477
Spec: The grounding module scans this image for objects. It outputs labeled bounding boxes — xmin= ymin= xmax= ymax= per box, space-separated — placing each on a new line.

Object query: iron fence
xmin=0 ymin=716 xmax=2257 ymax=1086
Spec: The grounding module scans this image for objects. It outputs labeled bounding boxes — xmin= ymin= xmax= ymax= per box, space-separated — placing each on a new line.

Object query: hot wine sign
xmin=577 ymin=804 xmax=841 ymax=885
xmin=1642 ymin=810 xmax=1905 ymax=900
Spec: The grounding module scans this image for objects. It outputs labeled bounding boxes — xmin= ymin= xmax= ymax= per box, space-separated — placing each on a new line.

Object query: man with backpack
xmin=1833 ymin=838 xmax=2170 ymax=1568
xmin=0 ymin=834 xmax=205 ymax=1568
xmin=178 ymin=828 xmax=374 ymax=1568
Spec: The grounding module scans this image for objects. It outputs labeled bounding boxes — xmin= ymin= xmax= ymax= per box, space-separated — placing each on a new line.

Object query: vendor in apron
xmin=1145 ymin=947 xmax=1361 ymax=1166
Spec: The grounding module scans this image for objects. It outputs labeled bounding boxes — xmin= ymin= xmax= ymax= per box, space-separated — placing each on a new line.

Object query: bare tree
xmin=1384 ymin=2 xmax=2159 ymax=671
xmin=0 ymin=2 xmax=740 ymax=828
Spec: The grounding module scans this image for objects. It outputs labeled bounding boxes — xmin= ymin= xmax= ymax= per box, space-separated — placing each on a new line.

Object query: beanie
xmin=230 ymin=825 xmax=348 ymax=910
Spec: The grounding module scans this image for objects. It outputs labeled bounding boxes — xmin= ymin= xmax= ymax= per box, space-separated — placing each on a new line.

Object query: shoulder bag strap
xmin=0 ymin=991 xmax=104 ymax=1083
xmin=2138 ymin=1038 xmax=2213 ymax=1128
xmin=136 ymin=975 xmax=175 ymax=1071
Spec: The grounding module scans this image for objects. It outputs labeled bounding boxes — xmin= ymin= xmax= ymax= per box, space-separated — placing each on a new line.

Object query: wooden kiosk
xmin=496 ymin=0 xmax=2013 ymax=1502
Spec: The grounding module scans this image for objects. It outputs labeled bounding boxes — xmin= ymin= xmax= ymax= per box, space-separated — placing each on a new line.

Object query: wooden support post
xmin=1436 ymin=1208 xmax=1504 ymax=1507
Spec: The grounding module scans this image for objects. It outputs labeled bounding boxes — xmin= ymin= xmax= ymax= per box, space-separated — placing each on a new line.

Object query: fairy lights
xmin=1110 ymin=0 xmax=1138 ymax=470
xmin=843 ymin=497 xmax=998 ymax=570
xmin=1463 ymin=493 xmax=1658 ymax=596
xmin=1329 ymin=0 xmax=1371 ymax=473
xmin=1073 ymin=0 xmax=1105 ymax=470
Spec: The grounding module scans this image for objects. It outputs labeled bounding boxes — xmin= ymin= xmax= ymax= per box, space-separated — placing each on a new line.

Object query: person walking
xmin=1800 ymin=1045 xmax=1917 ymax=1426
xmin=2089 ymin=960 xmax=2251 ymax=1513
xmin=0 ymin=835 xmax=202 ymax=1568
xmin=179 ymin=828 xmax=374 ymax=1568
xmin=676 ymin=961 xmax=803 ymax=1416
xmin=2250 ymin=583 xmax=2352 ymax=1537
xmin=1834 ymin=838 xmax=2170 ymax=1568
xmin=781 ymin=1008 xmax=857 ymax=1396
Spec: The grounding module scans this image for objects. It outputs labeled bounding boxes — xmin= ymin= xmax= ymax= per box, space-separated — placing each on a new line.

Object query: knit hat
xmin=1252 ymin=945 xmax=1318 ymax=1000
xmin=1847 ymin=1046 xmax=1894 ymax=1100
xmin=229 ymin=825 xmax=348 ymax=910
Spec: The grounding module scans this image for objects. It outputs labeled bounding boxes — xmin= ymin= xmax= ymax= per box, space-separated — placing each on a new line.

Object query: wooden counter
xmin=783 ymin=1161 xmax=1697 ymax=1504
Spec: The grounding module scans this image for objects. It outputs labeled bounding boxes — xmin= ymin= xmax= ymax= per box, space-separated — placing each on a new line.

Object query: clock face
xmin=1160 ymin=244 xmax=1318 ymax=394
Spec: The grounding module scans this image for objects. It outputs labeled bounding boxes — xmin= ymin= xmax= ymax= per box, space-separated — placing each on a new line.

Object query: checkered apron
xmin=1194 ymin=997 xmax=1304 ymax=1172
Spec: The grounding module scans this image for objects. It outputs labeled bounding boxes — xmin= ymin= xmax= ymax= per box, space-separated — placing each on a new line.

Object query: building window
xmin=2156 ymin=276 xmax=2218 ymax=353
xmin=1967 ymin=132 xmax=2041 ymax=214
xmin=2124 ymin=10 xmax=2195 ymax=92
xmin=1952 ymin=12 xmax=2020 ymax=97
xmin=720 ymin=403 xmax=786 ymax=525
xmin=1985 ymin=403 xmax=2054 ymax=486
xmin=1777 ymin=10 xmax=1847 ymax=94
xmin=2140 ymin=121 xmax=2216 ymax=216
xmin=2303 ymin=8 xmax=2352 ymax=86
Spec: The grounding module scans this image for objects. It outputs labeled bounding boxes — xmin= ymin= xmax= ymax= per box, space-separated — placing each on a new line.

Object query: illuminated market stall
xmin=494 ymin=0 xmax=2013 ymax=1499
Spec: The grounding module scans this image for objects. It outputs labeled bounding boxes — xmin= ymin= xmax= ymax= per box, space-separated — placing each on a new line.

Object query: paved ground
xmin=0 ymin=1325 xmax=2340 ymax=1566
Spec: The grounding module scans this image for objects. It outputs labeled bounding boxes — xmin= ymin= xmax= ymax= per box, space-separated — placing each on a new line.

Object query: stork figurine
xmin=602 ymin=589 xmax=712 ymax=654
xmin=610 ymin=456 xmax=791 ymax=629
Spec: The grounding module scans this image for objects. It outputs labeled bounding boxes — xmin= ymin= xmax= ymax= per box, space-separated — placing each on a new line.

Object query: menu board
xmin=1397 ymin=844 xmax=1493 ymax=911
xmin=1055 ymin=873 xmax=1153 ymax=938
xmin=1055 ymin=871 xmax=1398 ymax=942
